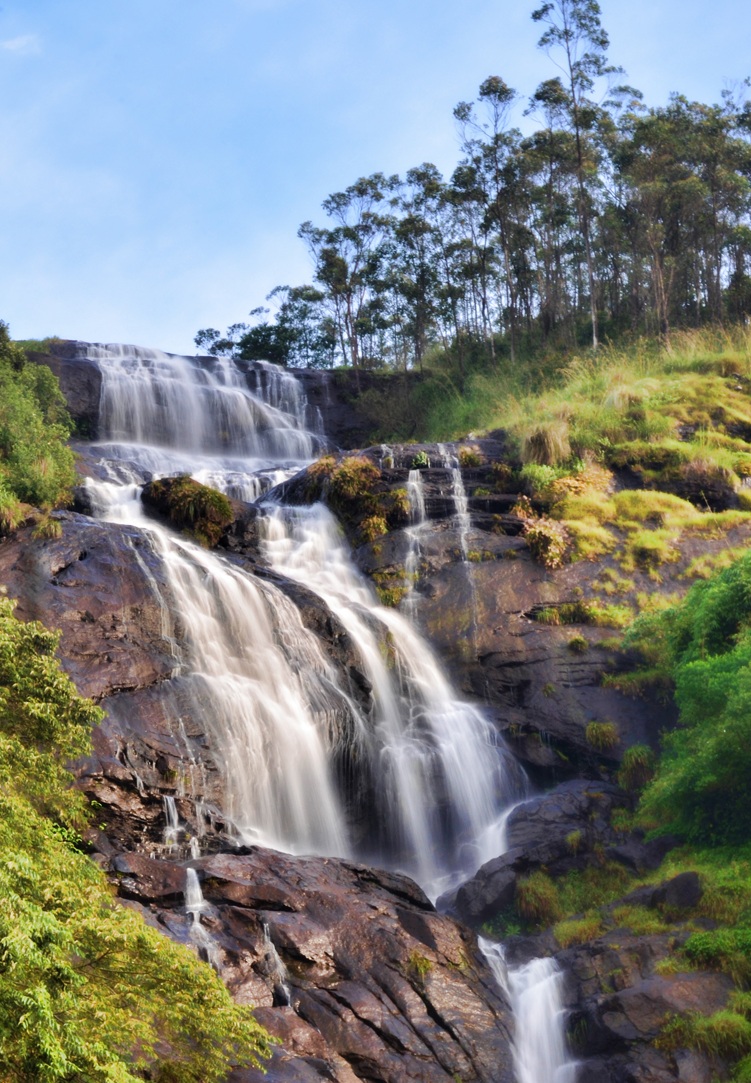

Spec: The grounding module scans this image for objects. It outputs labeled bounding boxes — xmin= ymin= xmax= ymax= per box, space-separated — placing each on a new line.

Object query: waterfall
xmin=480 ymin=939 xmax=578 ymax=1083
xmin=260 ymin=504 xmax=526 ymax=894
xmin=163 ymin=795 xmax=181 ymax=851
xmin=438 ymin=443 xmax=472 ymax=561
xmin=262 ymin=922 xmax=292 ymax=1007
xmin=75 ymin=342 xmax=525 ymax=895
xmin=403 ymin=468 xmax=427 ymax=619
xmin=184 ymin=868 xmax=221 ymax=971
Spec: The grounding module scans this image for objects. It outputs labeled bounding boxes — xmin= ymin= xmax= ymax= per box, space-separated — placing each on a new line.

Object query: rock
xmin=114 ymin=847 xmax=516 ymax=1083
xmin=448 ymin=781 xmax=630 ymax=927
xmin=29 ymin=347 xmax=102 ymax=437
xmin=599 ymin=972 xmax=731 ymax=1044
xmin=653 ymin=872 xmax=703 ymax=912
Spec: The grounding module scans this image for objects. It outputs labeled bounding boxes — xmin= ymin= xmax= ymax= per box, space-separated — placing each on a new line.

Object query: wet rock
xmin=447 ymin=781 xmax=630 ymax=927
xmin=115 ymin=848 xmax=516 ymax=1083
xmin=29 ymin=346 xmax=102 ymax=437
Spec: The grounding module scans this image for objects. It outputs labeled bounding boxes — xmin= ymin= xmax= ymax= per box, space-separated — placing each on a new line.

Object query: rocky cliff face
xmin=7 ymin=348 xmax=742 ymax=1083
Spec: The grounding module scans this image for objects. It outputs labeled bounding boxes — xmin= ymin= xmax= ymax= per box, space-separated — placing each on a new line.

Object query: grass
xmin=554 ymin=912 xmax=604 ymax=947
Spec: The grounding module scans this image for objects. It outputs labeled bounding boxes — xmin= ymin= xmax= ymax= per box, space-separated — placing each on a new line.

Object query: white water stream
xmin=481 ymin=938 xmax=578 ymax=1083
xmin=76 ymin=342 xmax=566 ymax=1076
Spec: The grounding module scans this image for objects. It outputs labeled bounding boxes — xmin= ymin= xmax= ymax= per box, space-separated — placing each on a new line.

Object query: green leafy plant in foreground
xmin=0 ymin=323 xmax=76 ymax=526
xmin=628 ymin=550 xmax=751 ymax=845
xmin=0 ymin=596 xmax=271 ymax=1081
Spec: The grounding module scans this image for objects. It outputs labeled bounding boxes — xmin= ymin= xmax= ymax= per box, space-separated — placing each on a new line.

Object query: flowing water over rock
xmin=480 ymin=938 xmax=578 ymax=1083
xmin=75 ymin=343 xmax=525 ymax=896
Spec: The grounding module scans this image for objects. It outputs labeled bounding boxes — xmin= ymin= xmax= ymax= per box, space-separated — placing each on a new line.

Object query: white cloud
xmin=1 ymin=35 xmax=41 ymax=56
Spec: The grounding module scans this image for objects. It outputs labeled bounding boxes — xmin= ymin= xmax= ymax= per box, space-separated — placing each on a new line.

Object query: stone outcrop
xmin=103 ymin=846 xmax=517 ymax=1083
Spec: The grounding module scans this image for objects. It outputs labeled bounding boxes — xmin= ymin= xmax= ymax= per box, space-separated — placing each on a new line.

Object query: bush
xmin=631 ymin=552 xmax=751 ymax=844
xmin=516 ymin=871 xmax=562 ymax=926
xmin=0 ymin=322 xmax=75 ymax=516
xmin=0 ymin=597 xmax=271 ymax=1080
xmin=585 ymin=720 xmax=619 ymax=751
xmin=617 ymin=744 xmax=656 ymax=792
xmin=144 ymin=476 xmax=234 ymax=547
xmin=521 ymin=420 xmax=571 ymax=466
xmin=523 ymin=517 xmax=569 ymax=568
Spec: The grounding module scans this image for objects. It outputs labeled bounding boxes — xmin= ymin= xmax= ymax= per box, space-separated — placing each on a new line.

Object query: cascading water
xmin=184 ymin=868 xmax=221 ymax=971
xmin=76 ymin=341 xmax=526 ymax=895
xmin=69 ymin=341 xmax=571 ymax=1077
xmin=260 ymin=504 xmax=526 ymax=893
xmin=403 ymin=468 xmax=427 ymax=619
xmin=480 ymin=938 xmax=578 ymax=1083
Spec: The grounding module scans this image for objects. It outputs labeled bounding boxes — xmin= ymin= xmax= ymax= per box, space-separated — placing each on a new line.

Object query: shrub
xmin=568 ymin=634 xmax=589 ymax=653
xmin=684 ymin=929 xmax=751 ymax=985
xmin=360 ymin=514 xmax=388 ymax=543
xmin=145 ymin=476 xmax=234 ymax=547
xmin=523 ymin=517 xmax=569 ymax=568
xmin=617 ymin=744 xmax=656 ymax=792
xmin=632 ymin=551 xmax=751 ymax=844
xmin=657 ymin=1011 xmax=751 ymax=1060
xmin=0 ymin=322 xmax=76 ymax=512
xmin=410 ymin=450 xmax=430 ymax=469
xmin=0 ymin=597 xmax=271 ymax=1080
xmin=521 ymin=420 xmax=571 ymax=466
xmin=458 ymin=444 xmax=483 ymax=468
xmin=516 ymin=871 xmax=562 ymax=927
xmin=554 ymin=913 xmax=603 ymax=947
xmin=585 ymin=721 xmax=619 ymax=752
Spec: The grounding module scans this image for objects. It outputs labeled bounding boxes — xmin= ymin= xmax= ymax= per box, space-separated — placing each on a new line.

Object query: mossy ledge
xmin=141 ymin=475 xmax=234 ymax=547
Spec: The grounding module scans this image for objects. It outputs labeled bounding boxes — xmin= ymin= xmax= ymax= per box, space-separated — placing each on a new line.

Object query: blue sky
xmin=1 ymin=0 xmax=749 ymax=354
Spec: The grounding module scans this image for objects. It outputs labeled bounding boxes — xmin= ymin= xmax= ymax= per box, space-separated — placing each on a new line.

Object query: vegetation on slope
xmin=0 ymin=595 xmax=271 ymax=1081
xmin=0 ymin=321 xmax=76 ymax=533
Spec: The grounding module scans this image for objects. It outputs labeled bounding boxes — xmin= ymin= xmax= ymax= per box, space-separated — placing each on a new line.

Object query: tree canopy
xmin=199 ymin=5 xmax=751 ymax=372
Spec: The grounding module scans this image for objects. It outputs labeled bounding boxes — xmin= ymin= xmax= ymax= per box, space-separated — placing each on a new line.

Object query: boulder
xmin=114 ymin=847 xmax=517 ymax=1083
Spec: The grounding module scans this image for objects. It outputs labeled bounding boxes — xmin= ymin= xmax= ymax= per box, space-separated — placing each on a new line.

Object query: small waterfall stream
xmin=480 ymin=938 xmax=578 ymax=1083
xmin=75 ymin=341 xmax=565 ymax=1077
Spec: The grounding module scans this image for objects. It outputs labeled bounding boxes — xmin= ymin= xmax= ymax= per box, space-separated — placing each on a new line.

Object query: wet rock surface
xmin=106 ymin=846 xmax=517 ymax=1083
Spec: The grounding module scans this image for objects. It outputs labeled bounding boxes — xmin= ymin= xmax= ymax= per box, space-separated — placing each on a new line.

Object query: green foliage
xmin=532 ymin=599 xmax=632 ymax=628
xmin=410 ymin=450 xmax=430 ymax=469
xmin=521 ymin=420 xmax=571 ymax=466
xmin=0 ymin=597 xmax=271 ymax=1080
xmin=554 ymin=912 xmax=603 ymax=948
xmin=408 ymin=950 xmax=432 ymax=982
xmin=0 ymin=322 xmax=75 ymax=520
xmin=684 ymin=929 xmax=751 ymax=985
xmin=628 ymin=551 xmax=751 ymax=844
xmin=148 ymin=476 xmax=234 ymax=547
xmin=457 ymin=445 xmax=483 ymax=468
xmin=610 ymin=905 xmax=668 ymax=936
xmin=523 ymin=516 xmax=569 ymax=568
xmin=516 ymin=871 xmax=563 ymax=927
xmin=568 ymin=634 xmax=589 ymax=653
xmin=617 ymin=744 xmax=656 ymax=792
xmin=657 ymin=1010 xmax=751 ymax=1060
xmin=305 ymin=454 xmax=409 ymax=543
xmin=585 ymin=720 xmax=619 ymax=751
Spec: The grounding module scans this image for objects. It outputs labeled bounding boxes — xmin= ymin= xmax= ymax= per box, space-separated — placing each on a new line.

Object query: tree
xmin=299 ymin=173 xmax=399 ymax=375
xmin=532 ymin=0 xmax=619 ymax=350
xmin=0 ymin=322 xmax=76 ymax=529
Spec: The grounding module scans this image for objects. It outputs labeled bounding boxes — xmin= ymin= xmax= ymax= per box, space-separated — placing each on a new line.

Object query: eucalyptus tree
xmin=298 ymin=173 xmax=399 ymax=374
xmin=532 ymin=0 xmax=620 ymax=349
xmin=454 ymin=77 xmax=530 ymax=363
